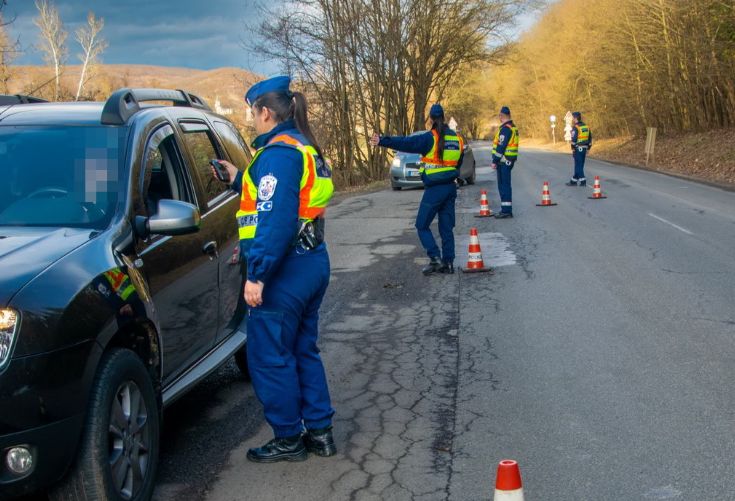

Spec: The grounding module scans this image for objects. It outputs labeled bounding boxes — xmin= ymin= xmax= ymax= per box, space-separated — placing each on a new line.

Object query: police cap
xmin=500 ymin=106 xmax=511 ymax=115
xmin=429 ymin=103 xmax=445 ymax=118
xmin=245 ymin=75 xmax=292 ymax=107
xmin=572 ymin=111 xmax=582 ymax=120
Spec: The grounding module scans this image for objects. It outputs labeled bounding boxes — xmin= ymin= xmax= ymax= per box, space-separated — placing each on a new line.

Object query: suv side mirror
xmin=135 ymin=199 xmax=201 ymax=238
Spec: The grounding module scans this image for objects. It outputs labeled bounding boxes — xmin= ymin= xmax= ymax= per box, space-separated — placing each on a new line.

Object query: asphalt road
xmin=152 ymin=143 xmax=735 ymax=500
xmin=28 ymin=143 xmax=734 ymax=500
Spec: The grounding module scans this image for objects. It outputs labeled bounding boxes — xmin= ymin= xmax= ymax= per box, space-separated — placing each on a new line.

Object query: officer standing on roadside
xmin=371 ymin=103 xmax=464 ymax=275
xmin=214 ymin=76 xmax=337 ymax=463
xmin=566 ymin=111 xmax=592 ymax=186
xmin=491 ymin=106 xmax=519 ymax=218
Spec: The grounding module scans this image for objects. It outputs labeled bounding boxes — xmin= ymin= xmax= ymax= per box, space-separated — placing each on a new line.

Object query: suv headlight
xmin=391 ymin=157 xmax=401 ymax=168
xmin=0 ymin=309 xmax=19 ymax=369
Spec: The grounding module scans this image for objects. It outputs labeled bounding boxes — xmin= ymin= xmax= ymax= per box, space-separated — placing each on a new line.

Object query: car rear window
xmin=0 ymin=126 xmax=124 ymax=229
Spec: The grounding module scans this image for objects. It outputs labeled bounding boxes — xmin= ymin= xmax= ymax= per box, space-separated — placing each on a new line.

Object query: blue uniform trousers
xmin=572 ymin=146 xmax=587 ymax=181
xmin=246 ymin=244 xmax=334 ymax=438
xmin=496 ymin=160 xmax=514 ymax=214
xmin=416 ymin=181 xmax=456 ymax=263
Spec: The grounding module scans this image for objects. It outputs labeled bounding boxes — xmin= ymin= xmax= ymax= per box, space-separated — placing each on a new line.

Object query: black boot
xmin=246 ymin=435 xmax=307 ymax=463
xmin=422 ymin=257 xmax=442 ymax=275
xmin=439 ymin=262 xmax=454 ymax=274
xmin=565 ymin=180 xmax=578 ymax=186
xmin=494 ymin=212 xmax=513 ymax=219
xmin=579 ymin=180 xmax=587 ymax=187
xmin=303 ymin=427 xmax=337 ymax=457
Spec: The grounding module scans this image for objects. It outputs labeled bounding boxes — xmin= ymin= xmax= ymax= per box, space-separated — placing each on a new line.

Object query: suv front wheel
xmin=51 ymin=348 xmax=160 ymax=501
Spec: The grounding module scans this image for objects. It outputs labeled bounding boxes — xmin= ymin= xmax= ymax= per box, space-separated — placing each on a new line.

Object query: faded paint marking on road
xmin=648 ymin=213 xmax=694 ymax=235
xmin=457 ymin=232 xmax=517 ymax=268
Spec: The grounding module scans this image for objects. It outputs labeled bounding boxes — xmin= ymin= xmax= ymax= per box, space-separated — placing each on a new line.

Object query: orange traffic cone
xmin=461 ymin=227 xmax=493 ymax=274
xmin=587 ymin=175 xmax=607 ymax=199
xmin=493 ymin=459 xmax=524 ymax=501
xmin=475 ymin=190 xmax=494 ymax=218
xmin=535 ymin=181 xmax=558 ymax=206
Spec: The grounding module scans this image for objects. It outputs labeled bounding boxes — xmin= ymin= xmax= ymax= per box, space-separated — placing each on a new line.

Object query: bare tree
xmin=1 ymin=2 xmax=21 ymax=93
xmin=34 ymin=0 xmax=67 ymax=101
xmin=74 ymin=11 xmax=106 ymax=101
xmin=253 ymin=0 xmax=527 ymax=187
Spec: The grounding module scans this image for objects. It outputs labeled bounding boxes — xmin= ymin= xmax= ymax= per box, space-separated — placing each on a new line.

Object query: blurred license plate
xmin=405 ymin=169 xmax=419 ymax=178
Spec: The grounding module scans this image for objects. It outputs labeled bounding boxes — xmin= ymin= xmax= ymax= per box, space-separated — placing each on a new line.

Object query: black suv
xmin=0 ymin=89 xmax=252 ymax=499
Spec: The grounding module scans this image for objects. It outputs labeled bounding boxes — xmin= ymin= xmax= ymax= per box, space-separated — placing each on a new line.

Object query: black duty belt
xmin=293 ymin=218 xmax=325 ymax=250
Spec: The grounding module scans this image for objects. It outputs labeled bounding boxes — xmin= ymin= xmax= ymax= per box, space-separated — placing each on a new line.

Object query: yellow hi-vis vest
xmin=574 ymin=124 xmax=590 ymax=145
xmin=236 ymin=134 xmax=334 ymax=242
xmin=103 ymin=268 xmax=136 ymax=301
xmin=492 ymin=123 xmax=519 ymax=159
xmin=420 ymin=129 xmax=464 ymax=175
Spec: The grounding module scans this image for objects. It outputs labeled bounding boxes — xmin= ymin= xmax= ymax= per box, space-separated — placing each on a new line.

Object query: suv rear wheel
xmin=50 ymin=348 xmax=159 ymax=501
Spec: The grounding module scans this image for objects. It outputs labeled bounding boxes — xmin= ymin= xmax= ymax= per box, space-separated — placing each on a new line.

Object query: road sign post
xmin=550 ymin=115 xmax=557 ymax=145
xmin=645 ymin=127 xmax=657 ymax=166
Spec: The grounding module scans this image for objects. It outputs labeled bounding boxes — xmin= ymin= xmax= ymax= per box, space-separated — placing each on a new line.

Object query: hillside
xmin=7 ymin=64 xmax=260 ymax=128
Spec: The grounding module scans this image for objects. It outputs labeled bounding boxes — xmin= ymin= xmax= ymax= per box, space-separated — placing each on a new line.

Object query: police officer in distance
xmin=491 ymin=106 xmax=519 ymax=219
xmin=214 ymin=76 xmax=336 ymax=463
xmin=371 ymin=103 xmax=464 ymax=275
xmin=565 ymin=111 xmax=593 ymax=186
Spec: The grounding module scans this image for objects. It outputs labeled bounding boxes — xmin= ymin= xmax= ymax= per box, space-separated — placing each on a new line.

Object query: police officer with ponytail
xmin=214 ymin=76 xmax=336 ymax=463
xmin=371 ymin=104 xmax=464 ymax=275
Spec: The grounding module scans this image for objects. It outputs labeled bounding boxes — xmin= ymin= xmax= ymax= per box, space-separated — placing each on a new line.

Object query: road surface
xmin=152 ymin=143 xmax=735 ymax=500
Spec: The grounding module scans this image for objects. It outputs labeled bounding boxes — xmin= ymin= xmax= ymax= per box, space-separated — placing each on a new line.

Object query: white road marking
xmin=648 ymin=213 xmax=693 ymax=235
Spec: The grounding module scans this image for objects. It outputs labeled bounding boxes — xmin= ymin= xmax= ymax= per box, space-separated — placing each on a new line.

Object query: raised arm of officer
xmin=370 ymin=131 xmax=434 ymax=156
xmin=246 ymin=146 xmax=302 ymax=287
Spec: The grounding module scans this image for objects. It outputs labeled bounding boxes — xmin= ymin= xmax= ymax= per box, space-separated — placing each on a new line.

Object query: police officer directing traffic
xmin=371 ymin=104 xmax=464 ymax=275
xmin=491 ymin=106 xmax=519 ymax=219
xmin=214 ymin=76 xmax=336 ymax=463
xmin=566 ymin=111 xmax=593 ymax=186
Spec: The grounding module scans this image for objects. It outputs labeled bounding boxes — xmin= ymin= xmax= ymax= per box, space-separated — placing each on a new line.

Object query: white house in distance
xmin=214 ymin=95 xmax=233 ymax=116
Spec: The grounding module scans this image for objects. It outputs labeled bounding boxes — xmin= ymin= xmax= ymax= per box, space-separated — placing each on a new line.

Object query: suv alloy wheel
xmin=50 ymin=348 xmax=160 ymax=501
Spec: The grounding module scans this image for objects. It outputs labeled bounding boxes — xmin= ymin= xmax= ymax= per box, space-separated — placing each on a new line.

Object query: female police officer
xmin=215 ymin=76 xmax=336 ymax=462
xmin=371 ymin=104 xmax=464 ymax=275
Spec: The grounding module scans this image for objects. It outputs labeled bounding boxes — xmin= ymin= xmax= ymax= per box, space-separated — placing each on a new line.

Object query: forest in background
xmin=3 ymin=1 xmax=735 ymax=187
xmin=482 ymin=0 xmax=735 ymax=139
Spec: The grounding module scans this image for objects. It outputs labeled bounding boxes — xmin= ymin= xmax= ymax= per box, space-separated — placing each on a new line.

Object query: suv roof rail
xmin=101 ymin=88 xmax=212 ymax=125
xmin=0 ymin=94 xmax=49 ymax=105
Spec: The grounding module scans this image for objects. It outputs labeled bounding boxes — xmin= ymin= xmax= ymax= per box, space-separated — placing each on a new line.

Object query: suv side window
xmin=213 ymin=120 xmax=252 ymax=168
xmin=136 ymin=124 xmax=195 ymax=219
xmin=179 ymin=121 xmax=228 ymax=207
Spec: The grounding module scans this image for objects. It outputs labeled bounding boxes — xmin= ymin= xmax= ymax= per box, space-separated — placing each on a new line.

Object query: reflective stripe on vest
xmin=236 ymin=134 xmax=334 ymax=241
xmin=492 ymin=124 xmax=519 ymax=159
xmin=104 ymin=269 xmax=136 ymax=301
xmin=575 ymin=124 xmax=590 ymax=145
xmin=420 ymin=130 xmax=464 ymax=175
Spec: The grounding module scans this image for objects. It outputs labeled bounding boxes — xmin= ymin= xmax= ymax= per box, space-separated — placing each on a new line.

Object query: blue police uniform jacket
xmin=492 ymin=120 xmax=517 ymax=164
xmin=379 ymin=129 xmax=463 ymax=187
xmin=230 ymin=119 xmax=307 ymax=284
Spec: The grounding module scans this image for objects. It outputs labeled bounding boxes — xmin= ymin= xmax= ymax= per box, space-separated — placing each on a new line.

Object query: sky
xmin=3 ymin=0 xmax=271 ymax=72
xmin=3 ymin=0 xmax=543 ymax=74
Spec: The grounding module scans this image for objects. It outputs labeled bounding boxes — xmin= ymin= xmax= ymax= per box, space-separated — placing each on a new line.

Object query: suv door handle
xmin=202 ymin=241 xmax=218 ymax=260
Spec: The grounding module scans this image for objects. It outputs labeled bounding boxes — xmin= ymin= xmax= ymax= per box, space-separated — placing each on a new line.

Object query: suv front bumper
xmin=0 ymin=340 xmax=95 ymax=497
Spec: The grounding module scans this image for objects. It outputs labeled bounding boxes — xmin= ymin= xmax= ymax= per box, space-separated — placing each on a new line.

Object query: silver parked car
xmin=390 ymin=132 xmax=476 ymax=190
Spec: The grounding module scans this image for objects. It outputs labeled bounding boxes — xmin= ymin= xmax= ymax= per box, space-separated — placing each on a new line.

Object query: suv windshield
xmin=0 ymin=126 xmax=124 ymax=229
